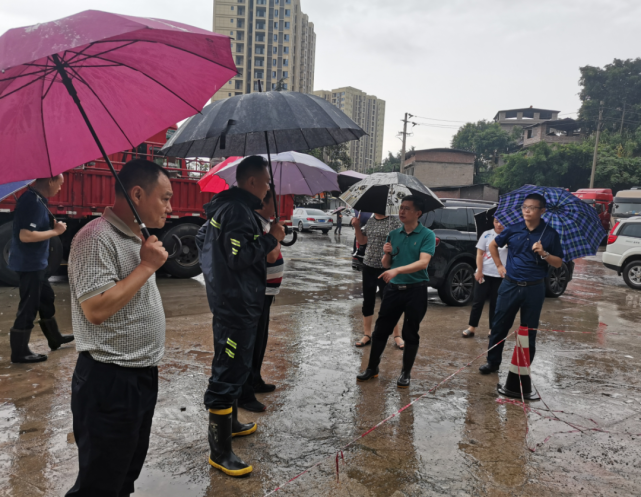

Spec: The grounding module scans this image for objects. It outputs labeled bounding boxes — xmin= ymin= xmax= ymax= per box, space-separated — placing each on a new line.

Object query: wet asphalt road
xmin=1 ymin=228 xmax=640 ymax=496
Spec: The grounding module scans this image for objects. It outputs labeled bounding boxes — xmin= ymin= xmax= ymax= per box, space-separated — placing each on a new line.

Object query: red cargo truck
xmin=0 ymin=127 xmax=294 ymax=286
xmin=572 ymin=188 xmax=613 ymax=232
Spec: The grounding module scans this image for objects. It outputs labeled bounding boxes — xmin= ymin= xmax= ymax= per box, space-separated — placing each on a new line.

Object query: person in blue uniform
xmin=479 ymin=193 xmax=563 ymax=374
xmin=9 ymin=175 xmax=74 ymax=363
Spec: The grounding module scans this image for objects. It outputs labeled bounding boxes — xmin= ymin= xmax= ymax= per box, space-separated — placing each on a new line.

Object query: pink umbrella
xmin=198 ymin=156 xmax=243 ymax=194
xmin=0 ymin=10 xmax=235 ymax=236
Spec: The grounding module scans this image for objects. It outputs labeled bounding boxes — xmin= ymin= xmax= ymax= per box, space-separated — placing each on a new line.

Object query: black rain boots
xmin=208 ymin=407 xmax=253 ymax=477
xmin=10 ymin=328 xmax=47 ymax=363
xmin=397 ymin=343 xmax=419 ymax=388
xmin=39 ymin=317 xmax=74 ymax=351
xmin=357 ymin=337 xmax=386 ymax=381
xmin=232 ymin=400 xmax=257 ymax=437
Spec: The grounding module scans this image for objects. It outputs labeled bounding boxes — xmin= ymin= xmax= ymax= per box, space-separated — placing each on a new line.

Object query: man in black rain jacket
xmin=196 ymin=156 xmax=285 ymax=477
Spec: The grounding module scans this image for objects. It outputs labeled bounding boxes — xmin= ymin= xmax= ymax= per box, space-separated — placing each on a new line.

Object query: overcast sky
xmin=2 ymin=1 xmax=640 ymax=160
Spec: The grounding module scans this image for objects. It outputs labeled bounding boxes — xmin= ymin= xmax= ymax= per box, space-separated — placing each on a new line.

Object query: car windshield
xmin=613 ymin=202 xmax=641 ymax=216
xmin=306 ymin=209 xmax=326 ymax=216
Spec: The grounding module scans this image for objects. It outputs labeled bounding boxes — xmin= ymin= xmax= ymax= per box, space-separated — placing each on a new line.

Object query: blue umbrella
xmin=494 ymin=185 xmax=606 ymax=261
xmin=0 ymin=180 xmax=33 ymax=202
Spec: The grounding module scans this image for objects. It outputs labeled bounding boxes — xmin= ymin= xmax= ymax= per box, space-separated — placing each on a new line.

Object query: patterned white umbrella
xmin=340 ymin=172 xmax=443 ymax=215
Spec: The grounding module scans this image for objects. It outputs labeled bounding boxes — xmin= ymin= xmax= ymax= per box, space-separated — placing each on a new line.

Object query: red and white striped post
xmin=497 ymin=326 xmax=540 ymax=401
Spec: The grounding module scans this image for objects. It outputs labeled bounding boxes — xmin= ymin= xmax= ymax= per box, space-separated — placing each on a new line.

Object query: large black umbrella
xmin=162 ymin=91 xmax=366 ymax=158
xmin=339 ymin=172 xmax=443 ymax=215
xmin=474 ymin=206 xmax=497 ymax=240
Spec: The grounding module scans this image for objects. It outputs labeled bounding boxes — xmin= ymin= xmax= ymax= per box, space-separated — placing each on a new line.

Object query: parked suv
xmin=353 ymin=199 xmax=574 ymax=306
xmin=603 ymin=217 xmax=641 ymax=290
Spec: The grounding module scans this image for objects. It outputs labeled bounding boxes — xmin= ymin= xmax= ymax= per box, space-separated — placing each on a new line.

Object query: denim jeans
xmin=486 ymin=279 xmax=545 ymax=367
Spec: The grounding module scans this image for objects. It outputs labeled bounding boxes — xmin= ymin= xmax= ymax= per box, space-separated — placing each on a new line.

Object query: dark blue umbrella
xmin=0 ymin=180 xmax=32 ymax=202
xmin=494 ymin=185 xmax=606 ymax=261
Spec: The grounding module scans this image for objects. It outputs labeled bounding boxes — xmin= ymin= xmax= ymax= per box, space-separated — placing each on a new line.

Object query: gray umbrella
xmin=161 ymin=91 xmax=366 ymax=158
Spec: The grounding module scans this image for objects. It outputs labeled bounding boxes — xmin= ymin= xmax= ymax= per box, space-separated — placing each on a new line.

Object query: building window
xmin=230 ymin=5 xmax=234 ymax=10
xmin=283 ymin=83 xmax=288 ymax=90
xmin=274 ymin=9 xmax=278 ymax=16
xmin=255 ymin=46 xmax=264 ymax=54
xmin=285 ymin=9 xmax=290 ymax=16
xmin=256 ymin=0 xmax=265 ymax=3
xmin=255 ymin=59 xmax=264 ymax=67
xmin=283 ymin=59 xmax=288 ymax=66
xmin=236 ymin=31 xmax=244 ymax=41
xmin=527 ymin=129 xmax=533 ymax=139
xmin=274 ymin=22 xmax=278 ymax=28
xmin=256 ymin=9 xmax=265 ymax=17
xmin=284 ymin=22 xmax=290 ymax=28
xmin=284 ymin=34 xmax=290 ymax=41
xmin=237 ymin=6 xmax=245 ymax=14
xmin=275 ymin=0 xmax=279 ymax=3
xmin=230 ymin=19 xmax=234 ymax=23
xmin=283 ymin=46 xmax=289 ymax=54
xmin=283 ymin=71 xmax=288 ymax=78
xmin=285 ymin=0 xmax=291 ymax=3
xmin=235 ymin=55 xmax=243 ymax=65
xmin=235 ymin=80 xmax=243 ymax=89
xmin=256 ymin=21 xmax=265 ymax=29
xmin=255 ymin=71 xmax=264 ymax=78
xmin=237 ymin=19 xmax=245 ymax=28
xmin=229 ymin=93 xmax=232 ymax=97
xmin=272 ymin=83 xmax=276 ymax=90
xmin=273 ymin=47 xmax=277 ymax=54
xmin=236 ymin=44 xmax=244 ymax=52
xmin=272 ymin=59 xmax=276 ymax=66
xmin=273 ymin=34 xmax=278 ymax=41
xmin=255 ymin=33 xmax=265 ymax=41
xmin=272 ymin=71 xmax=277 ymax=78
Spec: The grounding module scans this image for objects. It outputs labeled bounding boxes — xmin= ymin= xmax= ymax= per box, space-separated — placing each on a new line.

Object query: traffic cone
xmin=497 ymin=326 xmax=540 ymax=401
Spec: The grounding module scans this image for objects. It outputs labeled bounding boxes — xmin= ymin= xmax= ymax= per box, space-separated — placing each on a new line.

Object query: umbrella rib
xmin=65 ymin=64 xmax=135 ymax=149
xmin=42 ymin=66 xmax=60 ymax=100
xmin=40 ymin=58 xmax=53 ymax=178
xmin=0 ymin=67 xmax=49 ymax=83
xmin=64 ymin=41 xmax=139 ymax=66
xmin=74 ymin=52 xmax=202 ymax=114
xmin=0 ymin=68 xmax=55 ymax=101
xmin=88 ymin=39 xmax=237 ymax=74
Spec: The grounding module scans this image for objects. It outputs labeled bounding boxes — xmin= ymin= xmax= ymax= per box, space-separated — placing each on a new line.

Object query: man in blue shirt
xmin=9 ymin=175 xmax=73 ymax=363
xmin=479 ymin=193 xmax=563 ymax=374
xmin=357 ymin=196 xmax=436 ymax=388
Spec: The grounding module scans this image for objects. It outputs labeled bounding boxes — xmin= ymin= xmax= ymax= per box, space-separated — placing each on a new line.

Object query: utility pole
xmin=399 ymin=113 xmax=412 ymax=172
xmin=619 ymin=100 xmax=626 ymax=134
xmin=590 ymin=101 xmax=604 ymax=189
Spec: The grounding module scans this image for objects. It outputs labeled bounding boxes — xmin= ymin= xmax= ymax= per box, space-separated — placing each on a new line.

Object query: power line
xmin=411 ymin=115 xmax=468 ymax=123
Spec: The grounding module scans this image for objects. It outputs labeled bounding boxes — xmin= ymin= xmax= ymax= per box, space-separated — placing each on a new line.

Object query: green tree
xmin=578 ymin=58 xmax=641 ymax=134
xmin=451 ymin=120 xmax=520 ymax=174
xmin=308 ymin=143 xmax=352 ymax=172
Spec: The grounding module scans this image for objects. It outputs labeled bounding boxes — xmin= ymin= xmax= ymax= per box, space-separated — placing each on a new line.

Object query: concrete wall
xmin=432 ymin=185 xmax=499 ymax=202
xmin=411 ymin=162 xmax=474 ymax=188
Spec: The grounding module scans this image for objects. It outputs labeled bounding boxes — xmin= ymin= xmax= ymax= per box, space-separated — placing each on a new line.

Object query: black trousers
xmin=66 ymin=352 xmax=158 ymax=497
xmin=467 ymin=275 xmax=503 ymax=328
xmin=361 ymin=264 xmax=388 ymax=317
xmin=13 ymin=270 xmax=55 ymax=330
xmin=205 ymin=316 xmax=258 ymax=410
xmin=334 ymin=221 xmax=342 ymax=234
xmin=240 ymin=295 xmax=274 ymax=401
xmin=372 ymin=284 xmax=428 ymax=347
xmin=487 ymin=279 xmax=545 ymax=367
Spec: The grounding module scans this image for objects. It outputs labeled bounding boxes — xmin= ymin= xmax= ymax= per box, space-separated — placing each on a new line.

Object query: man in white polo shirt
xmin=65 ymin=159 xmax=171 ymax=497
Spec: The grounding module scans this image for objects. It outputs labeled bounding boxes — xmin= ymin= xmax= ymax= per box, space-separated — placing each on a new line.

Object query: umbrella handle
xmin=51 ymin=54 xmax=151 ymax=239
xmin=281 ymin=229 xmax=297 ymax=247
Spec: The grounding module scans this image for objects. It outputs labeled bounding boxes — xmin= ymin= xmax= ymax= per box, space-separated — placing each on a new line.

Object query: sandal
xmin=462 ymin=329 xmax=475 ymax=338
xmin=355 ymin=335 xmax=372 ymax=347
xmin=393 ymin=336 xmax=405 ymax=350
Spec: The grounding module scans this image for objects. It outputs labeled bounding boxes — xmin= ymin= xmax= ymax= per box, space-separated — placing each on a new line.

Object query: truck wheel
xmin=0 ymin=222 xmax=63 ymax=286
xmin=439 ymin=262 xmax=474 ymax=306
xmin=160 ymin=223 xmax=202 ymax=279
xmin=622 ymin=260 xmax=641 ymax=290
xmin=545 ymin=263 xmax=569 ymax=298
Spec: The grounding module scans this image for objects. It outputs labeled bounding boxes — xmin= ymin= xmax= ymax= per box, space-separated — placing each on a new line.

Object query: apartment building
xmin=313 ymin=87 xmax=385 ymax=173
xmin=212 ymin=0 xmax=316 ymax=101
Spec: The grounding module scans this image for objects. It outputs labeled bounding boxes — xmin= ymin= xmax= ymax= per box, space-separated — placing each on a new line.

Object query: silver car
xmin=292 ymin=208 xmax=334 ymax=233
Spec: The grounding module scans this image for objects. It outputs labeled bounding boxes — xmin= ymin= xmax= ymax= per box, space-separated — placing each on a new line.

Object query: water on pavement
xmin=0 ymin=228 xmax=640 ymax=496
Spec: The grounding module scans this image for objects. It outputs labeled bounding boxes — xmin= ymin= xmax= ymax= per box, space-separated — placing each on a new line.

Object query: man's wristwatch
xmin=541 ymin=251 xmax=550 ymax=260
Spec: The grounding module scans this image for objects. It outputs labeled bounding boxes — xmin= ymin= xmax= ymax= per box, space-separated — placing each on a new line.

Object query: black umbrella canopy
xmin=339 ymin=172 xmax=443 ymax=215
xmin=161 ymin=91 xmax=366 ymax=158
xmin=474 ymin=206 xmax=497 ymax=240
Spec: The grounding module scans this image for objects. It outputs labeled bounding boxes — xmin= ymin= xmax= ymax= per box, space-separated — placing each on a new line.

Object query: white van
xmin=603 ymin=216 xmax=641 ymax=290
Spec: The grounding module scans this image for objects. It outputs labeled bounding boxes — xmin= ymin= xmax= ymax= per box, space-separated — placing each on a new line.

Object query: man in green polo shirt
xmin=357 ymin=195 xmax=436 ymax=388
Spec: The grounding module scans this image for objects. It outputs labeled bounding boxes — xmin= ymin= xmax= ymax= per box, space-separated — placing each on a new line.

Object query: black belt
xmin=505 ymin=275 xmax=544 ymax=287
xmin=388 ymin=281 xmax=428 ymax=291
